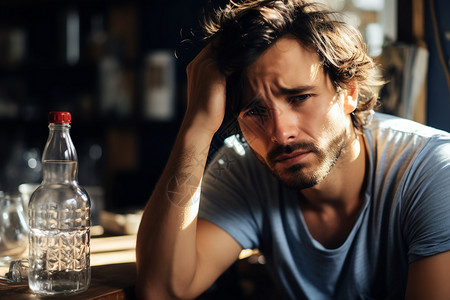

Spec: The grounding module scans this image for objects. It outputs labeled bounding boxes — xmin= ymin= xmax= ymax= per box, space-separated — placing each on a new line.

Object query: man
xmin=136 ymin=0 xmax=450 ymax=299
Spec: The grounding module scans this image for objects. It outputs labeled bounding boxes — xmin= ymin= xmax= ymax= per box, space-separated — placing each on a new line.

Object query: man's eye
xmin=245 ymin=105 xmax=268 ymax=117
xmin=289 ymin=94 xmax=312 ymax=103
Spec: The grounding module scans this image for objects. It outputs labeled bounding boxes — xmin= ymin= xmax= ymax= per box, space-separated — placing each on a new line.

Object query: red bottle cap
xmin=49 ymin=111 xmax=72 ymax=124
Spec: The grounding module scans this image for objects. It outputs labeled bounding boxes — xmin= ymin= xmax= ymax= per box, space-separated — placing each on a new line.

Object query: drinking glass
xmin=0 ymin=193 xmax=29 ymax=266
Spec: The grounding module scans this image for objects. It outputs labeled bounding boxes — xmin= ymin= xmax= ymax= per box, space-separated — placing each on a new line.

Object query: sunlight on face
xmin=238 ymin=36 xmax=350 ymax=189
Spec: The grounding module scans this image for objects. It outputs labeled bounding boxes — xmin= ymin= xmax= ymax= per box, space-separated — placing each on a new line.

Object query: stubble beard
xmin=252 ymin=128 xmax=347 ymax=190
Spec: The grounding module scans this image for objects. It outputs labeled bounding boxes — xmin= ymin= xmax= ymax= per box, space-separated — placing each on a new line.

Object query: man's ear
xmin=343 ymin=80 xmax=358 ymax=114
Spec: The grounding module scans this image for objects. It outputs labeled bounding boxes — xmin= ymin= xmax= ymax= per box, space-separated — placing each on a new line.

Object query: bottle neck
xmin=42 ymin=123 xmax=79 ymax=184
xmin=42 ymin=161 xmax=78 ymax=184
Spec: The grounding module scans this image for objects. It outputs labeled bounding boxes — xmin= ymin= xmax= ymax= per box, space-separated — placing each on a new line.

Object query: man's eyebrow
xmin=279 ymin=85 xmax=317 ymax=95
xmin=239 ymin=85 xmax=317 ymax=112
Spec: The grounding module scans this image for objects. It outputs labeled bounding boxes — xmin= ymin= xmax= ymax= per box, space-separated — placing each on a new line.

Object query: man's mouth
xmin=267 ymin=142 xmax=318 ymax=168
xmin=274 ymin=150 xmax=311 ymax=165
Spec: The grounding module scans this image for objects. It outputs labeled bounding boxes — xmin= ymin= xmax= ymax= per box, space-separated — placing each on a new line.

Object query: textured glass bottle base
xmin=28 ymin=268 xmax=90 ymax=296
xmin=28 ymin=228 xmax=91 ymax=296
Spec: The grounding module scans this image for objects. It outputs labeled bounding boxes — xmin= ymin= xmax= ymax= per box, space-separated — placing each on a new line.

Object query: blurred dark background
xmin=0 ymin=0 xmax=219 ymax=210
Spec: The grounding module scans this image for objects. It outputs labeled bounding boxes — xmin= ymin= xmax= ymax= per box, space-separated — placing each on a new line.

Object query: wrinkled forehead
xmin=241 ymin=37 xmax=328 ymax=106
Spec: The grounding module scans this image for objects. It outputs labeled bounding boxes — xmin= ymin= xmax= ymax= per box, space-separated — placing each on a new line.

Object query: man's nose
xmin=269 ymin=107 xmax=298 ymax=144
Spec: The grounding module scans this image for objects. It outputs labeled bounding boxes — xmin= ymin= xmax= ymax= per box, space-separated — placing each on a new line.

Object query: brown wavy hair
xmin=200 ymin=0 xmax=384 ymax=132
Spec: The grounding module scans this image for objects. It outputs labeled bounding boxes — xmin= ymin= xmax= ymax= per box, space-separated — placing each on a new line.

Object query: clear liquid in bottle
xmin=28 ymin=113 xmax=91 ymax=296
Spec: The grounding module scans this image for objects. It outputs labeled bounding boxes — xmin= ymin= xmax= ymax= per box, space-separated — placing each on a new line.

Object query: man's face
xmin=237 ymin=36 xmax=353 ymax=189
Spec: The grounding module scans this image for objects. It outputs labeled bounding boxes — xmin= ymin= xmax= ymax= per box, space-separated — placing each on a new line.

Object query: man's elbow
xmin=136 ymin=278 xmax=177 ymax=300
xmin=136 ymin=274 xmax=202 ymax=300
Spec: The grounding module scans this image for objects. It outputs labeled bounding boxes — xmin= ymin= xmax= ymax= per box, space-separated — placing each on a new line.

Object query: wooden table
xmin=0 ymin=235 xmax=137 ymax=300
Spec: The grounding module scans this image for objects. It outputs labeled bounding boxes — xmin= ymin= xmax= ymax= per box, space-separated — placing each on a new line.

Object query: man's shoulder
xmin=364 ymin=113 xmax=450 ymax=184
xmin=365 ymin=113 xmax=450 ymax=154
xmin=367 ymin=112 xmax=450 ymax=139
xmin=364 ymin=114 xmax=450 ymax=200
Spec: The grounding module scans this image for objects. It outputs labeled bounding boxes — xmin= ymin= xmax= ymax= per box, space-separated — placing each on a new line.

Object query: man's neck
xmin=299 ymin=131 xmax=368 ymax=249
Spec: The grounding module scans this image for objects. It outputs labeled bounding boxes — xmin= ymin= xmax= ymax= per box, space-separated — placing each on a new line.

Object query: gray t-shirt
xmin=199 ymin=113 xmax=450 ymax=299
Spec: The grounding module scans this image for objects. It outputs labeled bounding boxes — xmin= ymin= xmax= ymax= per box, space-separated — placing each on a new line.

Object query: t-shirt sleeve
xmin=199 ymin=143 xmax=263 ymax=250
xmin=401 ymin=137 xmax=450 ymax=263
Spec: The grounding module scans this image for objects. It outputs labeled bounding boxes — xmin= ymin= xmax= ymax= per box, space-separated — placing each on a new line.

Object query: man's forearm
xmin=136 ymin=123 xmax=213 ymax=299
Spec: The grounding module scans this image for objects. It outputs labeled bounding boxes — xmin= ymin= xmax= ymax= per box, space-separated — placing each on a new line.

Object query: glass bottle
xmin=28 ymin=111 xmax=91 ymax=296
